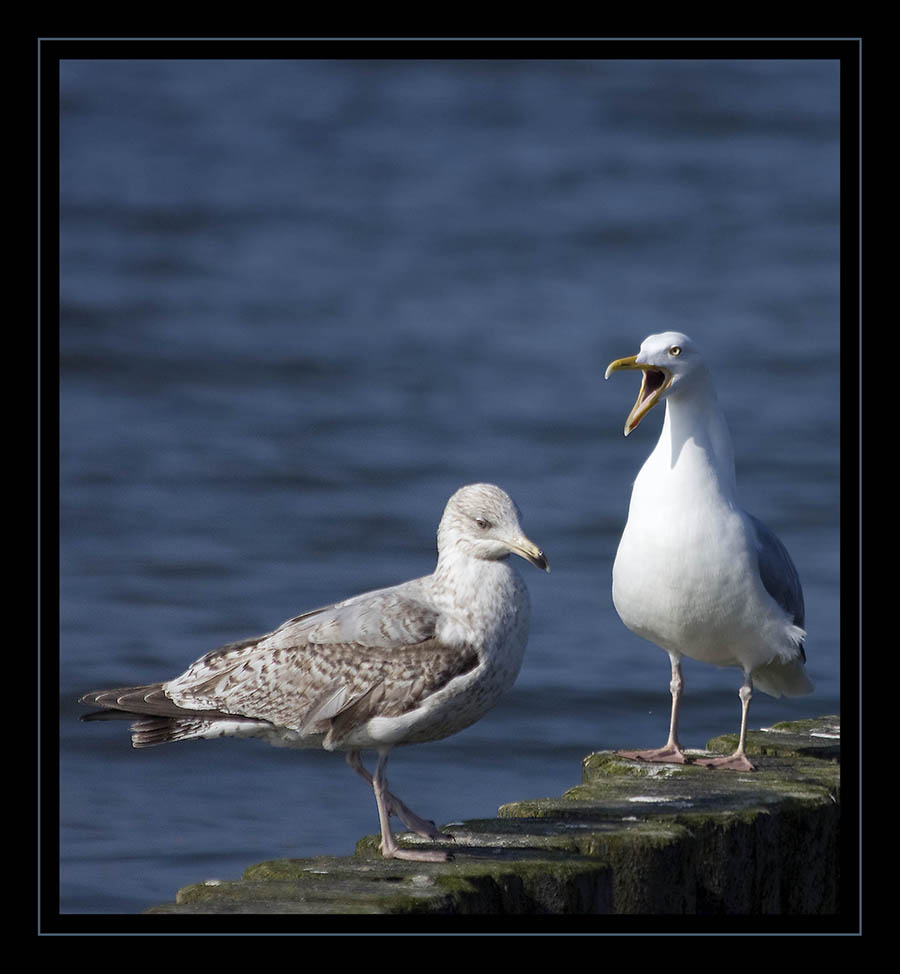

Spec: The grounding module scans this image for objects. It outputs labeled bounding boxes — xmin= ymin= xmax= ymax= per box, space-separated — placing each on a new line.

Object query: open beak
xmin=604 ymin=354 xmax=673 ymax=436
xmin=506 ymin=535 xmax=550 ymax=573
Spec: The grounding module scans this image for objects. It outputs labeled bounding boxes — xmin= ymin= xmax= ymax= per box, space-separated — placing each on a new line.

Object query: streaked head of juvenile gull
xmin=437 ymin=482 xmax=548 ymax=571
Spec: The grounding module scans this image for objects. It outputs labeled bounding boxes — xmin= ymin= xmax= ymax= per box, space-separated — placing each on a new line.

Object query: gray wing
xmin=747 ymin=513 xmax=805 ymax=631
xmin=275 ymin=581 xmax=439 ymax=647
xmin=82 ymin=584 xmax=479 ymax=747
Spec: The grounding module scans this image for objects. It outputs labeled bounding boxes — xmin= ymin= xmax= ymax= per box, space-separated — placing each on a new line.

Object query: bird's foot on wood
xmin=694 ymin=752 xmax=756 ymax=771
xmin=617 ymin=744 xmax=687 ymax=764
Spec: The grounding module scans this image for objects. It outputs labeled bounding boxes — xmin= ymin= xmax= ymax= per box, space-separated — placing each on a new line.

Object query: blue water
xmin=56 ymin=58 xmax=842 ymax=915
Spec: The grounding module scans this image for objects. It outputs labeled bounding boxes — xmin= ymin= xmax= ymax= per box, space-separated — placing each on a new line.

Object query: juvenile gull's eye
xmin=474 ymin=517 xmax=491 ymax=530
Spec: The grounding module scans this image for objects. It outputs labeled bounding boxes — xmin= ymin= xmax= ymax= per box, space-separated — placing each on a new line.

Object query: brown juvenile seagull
xmin=605 ymin=332 xmax=811 ymax=771
xmin=81 ymin=483 xmax=548 ymax=861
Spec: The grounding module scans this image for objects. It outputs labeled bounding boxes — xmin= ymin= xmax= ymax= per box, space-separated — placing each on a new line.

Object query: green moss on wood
xmin=146 ymin=715 xmax=841 ymax=916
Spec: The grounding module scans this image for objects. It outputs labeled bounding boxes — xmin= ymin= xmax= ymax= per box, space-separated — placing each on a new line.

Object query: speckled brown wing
xmin=90 ymin=585 xmax=478 ymax=746
xmin=163 ymin=629 xmax=479 ymax=741
xmin=318 ymin=637 xmax=480 ymax=746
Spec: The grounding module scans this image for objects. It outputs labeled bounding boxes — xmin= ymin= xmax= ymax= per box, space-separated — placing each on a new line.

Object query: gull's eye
xmin=474 ymin=517 xmax=491 ymax=530
xmin=669 ymin=345 xmax=682 ymax=357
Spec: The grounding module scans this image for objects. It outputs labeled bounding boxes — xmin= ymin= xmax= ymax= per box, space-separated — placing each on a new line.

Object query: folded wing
xmin=81 ymin=584 xmax=479 ymax=749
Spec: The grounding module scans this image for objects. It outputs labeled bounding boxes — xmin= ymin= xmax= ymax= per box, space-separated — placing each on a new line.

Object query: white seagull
xmin=81 ymin=483 xmax=548 ymax=861
xmin=605 ymin=332 xmax=812 ymax=771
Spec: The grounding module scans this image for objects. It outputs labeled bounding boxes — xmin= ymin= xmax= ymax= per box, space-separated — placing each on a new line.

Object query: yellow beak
xmin=506 ymin=535 xmax=550 ymax=573
xmin=605 ymin=354 xmax=673 ymax=436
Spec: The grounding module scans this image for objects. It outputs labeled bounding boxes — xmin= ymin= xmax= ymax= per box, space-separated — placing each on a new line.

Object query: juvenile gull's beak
xmin=605 ymin=354 xmax=673 ymax=436
xmin=506 ymin=535 xmax=550 ymax=573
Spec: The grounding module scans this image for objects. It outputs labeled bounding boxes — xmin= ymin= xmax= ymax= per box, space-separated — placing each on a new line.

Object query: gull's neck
xmin=434 ymin=546 xmax=514 ymax=592
xmin=432 ymin=547 xmax=525 ymax=651
xmin=653 ymin=368 xmax=737 ymax=500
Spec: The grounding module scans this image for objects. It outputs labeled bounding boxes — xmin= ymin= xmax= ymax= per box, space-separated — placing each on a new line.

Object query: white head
xmin=605 ymin=332 xmax=708 ymax=435
xmin=437 ymin=483 xmax=549 ymax=572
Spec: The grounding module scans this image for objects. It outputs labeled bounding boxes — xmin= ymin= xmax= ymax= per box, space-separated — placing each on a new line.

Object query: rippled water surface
xmin=57 ymin=57 xmax=842 ymax=914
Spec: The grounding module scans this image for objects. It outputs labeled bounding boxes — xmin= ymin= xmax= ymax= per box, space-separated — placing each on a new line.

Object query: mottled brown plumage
xmin=81 ymin=483 xmax=548 ymax=861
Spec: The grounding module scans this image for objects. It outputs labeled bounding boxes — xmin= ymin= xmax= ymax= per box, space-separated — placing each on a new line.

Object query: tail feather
xmin=129 ymin=716 xmax=266 ymax=747
xmin=753 ymin=657 xmax=814 ymax=698
xmin=79 ymin=683 xmax=268 ymax=748
xmin=131 ymin=717 xmax=197 ymax=748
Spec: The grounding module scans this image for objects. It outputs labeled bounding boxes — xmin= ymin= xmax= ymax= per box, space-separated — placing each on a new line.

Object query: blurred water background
xmin=56 ymin=57 xmax=842 ymax=915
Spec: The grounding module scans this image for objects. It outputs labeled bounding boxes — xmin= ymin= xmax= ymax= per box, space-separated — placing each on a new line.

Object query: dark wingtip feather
xmin=80 ymin=709 xmax=140 ymax=723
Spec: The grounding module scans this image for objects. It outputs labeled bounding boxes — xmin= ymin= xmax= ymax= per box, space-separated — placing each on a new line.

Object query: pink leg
xmin=370 ymin=750 xmax=452 ymax=862
xmin=346 ymin=751 xmax=453 ymax=841
xmin=696 ymin=674 xmax=756 ymax=771
xmin=618 ymin=653 xmax=688 ymax=764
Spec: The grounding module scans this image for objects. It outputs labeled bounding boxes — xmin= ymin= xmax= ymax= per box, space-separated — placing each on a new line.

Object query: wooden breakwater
xmin=145 ymin=716 xmax=842 ymax=917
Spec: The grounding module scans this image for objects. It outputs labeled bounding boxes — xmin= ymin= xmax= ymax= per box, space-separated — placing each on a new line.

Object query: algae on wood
xmin=146 ymin=715 xmax=841 ymax=916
